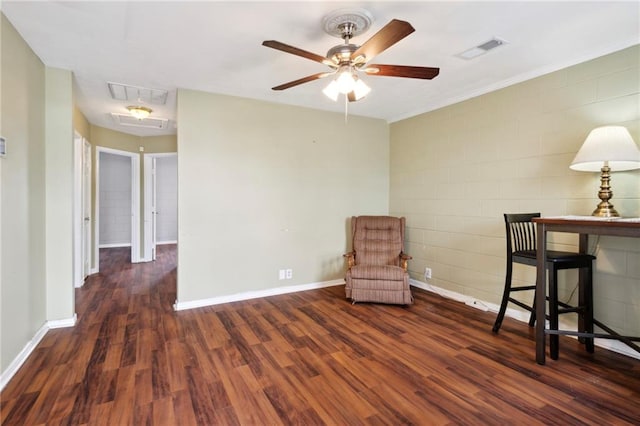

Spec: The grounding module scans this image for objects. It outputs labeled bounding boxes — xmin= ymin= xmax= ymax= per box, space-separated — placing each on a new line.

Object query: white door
xmin=82 ymin=139 xmax=92 ymax=277
xmin=73 ymin=132 xmax=83 ymax=287
xmin=143 ymin=153 xmax=177 ymax=261
xmin=143 ymin=155 xmax=157 ymax=261
xmin=152 ymin=157 xmax=157 ymax=261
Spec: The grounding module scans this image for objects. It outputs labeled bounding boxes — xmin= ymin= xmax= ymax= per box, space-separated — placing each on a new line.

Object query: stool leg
xmin=578 ymin=266 xmax=585 ymax=344
xmin=528 ymin=295 xmax=536 ymax=327
xmin=493 ymin=262 xmax=513 ymax=333
xmin=549 ymin=266 xmax=559 ymax=360
xmin=584 ymin=264 xmax=595 ymax=353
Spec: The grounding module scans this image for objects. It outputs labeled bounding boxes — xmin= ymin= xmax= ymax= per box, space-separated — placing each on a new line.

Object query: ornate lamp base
xmin=592 ymin=203 xmax=619 ymax=217
xmin=592 ymin=163 xmax=620 ymax=218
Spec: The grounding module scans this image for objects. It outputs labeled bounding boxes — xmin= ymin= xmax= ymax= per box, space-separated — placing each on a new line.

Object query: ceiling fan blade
xmin=272 ymin=72 xmax=330 ymax=91
xmin=351 ymin=19 xmax=415 ymax=63
xmin=364 ymin=64 xmax=440 ymax=79
xmin=262 ymin=40 xmax=332 ymax=66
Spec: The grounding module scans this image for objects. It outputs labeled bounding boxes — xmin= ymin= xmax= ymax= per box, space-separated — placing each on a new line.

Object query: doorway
xmin=95 ymin=146 xmax=141 ymax=270
xmin=143 ymin=153 xmax=177 ymax=261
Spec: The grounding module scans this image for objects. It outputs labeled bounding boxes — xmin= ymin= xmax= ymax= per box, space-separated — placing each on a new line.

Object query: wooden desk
xmin=533 ymin=216 xmax=640 ymax=365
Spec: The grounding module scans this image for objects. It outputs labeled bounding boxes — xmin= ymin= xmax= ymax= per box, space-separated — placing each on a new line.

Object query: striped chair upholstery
xmin=344 ymin=216 xmax=413 ymax=304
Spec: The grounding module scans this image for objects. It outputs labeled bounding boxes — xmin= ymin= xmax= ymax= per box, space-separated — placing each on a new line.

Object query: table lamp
xmin=570 ymin=126 xmax=640 ymax=217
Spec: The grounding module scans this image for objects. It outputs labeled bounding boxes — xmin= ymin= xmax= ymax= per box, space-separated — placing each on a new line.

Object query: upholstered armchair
xmin=344 ymin=216 xmax=413 ymax=305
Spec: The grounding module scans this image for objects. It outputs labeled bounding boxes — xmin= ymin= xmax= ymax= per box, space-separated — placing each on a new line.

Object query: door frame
xmin=83 ymin=139 xmax=93 ymax=277
xmin=95 ymin=146 xmax=142 ymax=267
xmin=72 ymin=132 xmax=84 ymax=287
xmin=143 ymin=152 xmax=177 ymax=262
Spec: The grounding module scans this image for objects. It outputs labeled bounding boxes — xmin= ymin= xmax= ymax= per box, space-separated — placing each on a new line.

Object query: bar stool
xmin=492 ymin=213 xmax=596 ymax=359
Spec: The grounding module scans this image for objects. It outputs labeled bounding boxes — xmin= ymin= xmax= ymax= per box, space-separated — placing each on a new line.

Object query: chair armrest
xmin=400 ymin=253 xmax=412 ymax=271
xmin=343 ymin=251 xmax=356 ymax=269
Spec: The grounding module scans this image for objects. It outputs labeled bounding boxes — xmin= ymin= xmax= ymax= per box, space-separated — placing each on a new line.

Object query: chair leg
xmin=549 ymin=266 xmax=559 ymax=360
xmin=493 ymin=263 xmax=513 ymax=333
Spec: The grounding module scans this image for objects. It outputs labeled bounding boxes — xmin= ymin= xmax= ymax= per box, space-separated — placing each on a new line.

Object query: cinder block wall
xmin=390 ymin=45 xmax=640 ymax=339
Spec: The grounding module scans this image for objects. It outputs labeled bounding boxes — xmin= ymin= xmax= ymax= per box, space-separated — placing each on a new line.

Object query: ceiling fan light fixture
xmin=127 ymin=105 xmax=152 ymax=120
xmin=262 ymin=16 xmax=439 ymax=108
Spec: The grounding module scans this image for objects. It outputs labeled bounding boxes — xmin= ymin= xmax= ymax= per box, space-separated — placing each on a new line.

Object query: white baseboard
xmin=174 ymin=279 xmax=345 ymax=311
xmin=48 ymin=314 xmax=77 ymax=329
xmin=99 ymin=243 xmax=131 ymax=248
xmin=0 ymin=314 xmax=76 ymax=391
xmin=410 ymin=279 xmax=640 ymax=361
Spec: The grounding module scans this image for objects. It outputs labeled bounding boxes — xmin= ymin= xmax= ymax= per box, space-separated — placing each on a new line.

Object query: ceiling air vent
xmin=110 ymin=113 xmax=169 ymax=130
xmin=107 ymin=82 xmax=168 ymax=105
xmin=456 ymin=37 xmax=508 ymax=60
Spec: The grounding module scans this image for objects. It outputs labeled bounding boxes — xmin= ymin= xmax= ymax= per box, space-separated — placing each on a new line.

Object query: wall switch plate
xmin=285 ymin=269 xmax=293 ymax=279
xmin=278 ymin=269 xmax=286 ymax=280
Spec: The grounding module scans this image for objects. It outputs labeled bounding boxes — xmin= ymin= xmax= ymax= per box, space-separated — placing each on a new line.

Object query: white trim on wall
xmin=98 ymin=243 xmax=132 ymax=248
xmin=174 ymin=279 xmax=344 ymax=311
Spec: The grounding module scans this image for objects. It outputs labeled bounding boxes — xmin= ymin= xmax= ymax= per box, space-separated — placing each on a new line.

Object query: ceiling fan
xmin=262 ymin=9 xmax=440 ymax=102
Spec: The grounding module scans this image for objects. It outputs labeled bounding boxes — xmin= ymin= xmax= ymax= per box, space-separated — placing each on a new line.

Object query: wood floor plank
xmin=170 ymin=389 xmax=198 ymax=426
xmin=151 ymin=396 xmax=176 ymax=425
xmin=1 ymin=245 xmax=639 ymax=425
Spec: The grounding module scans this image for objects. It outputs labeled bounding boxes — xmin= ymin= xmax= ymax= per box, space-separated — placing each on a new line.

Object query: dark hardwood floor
xmin=1 ymin=245 xmax=639 ymax=425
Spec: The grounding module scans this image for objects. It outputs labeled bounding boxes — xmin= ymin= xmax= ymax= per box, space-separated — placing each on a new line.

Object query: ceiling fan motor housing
xmin=327 ymin=43 xmax=359 ymax=65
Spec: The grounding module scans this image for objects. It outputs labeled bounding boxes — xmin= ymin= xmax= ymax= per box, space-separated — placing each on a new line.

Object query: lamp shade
xmin=570 ymin=126 xmax=640 ymax=172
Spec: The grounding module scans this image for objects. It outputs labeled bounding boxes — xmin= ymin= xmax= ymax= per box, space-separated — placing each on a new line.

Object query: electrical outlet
xmin=424 ymin=267 xmax=432 ymax=280
xmin=285 ymin=269 xmax=293 ymax=279
xmin=278 ymin=269 xmax=286 ymax=280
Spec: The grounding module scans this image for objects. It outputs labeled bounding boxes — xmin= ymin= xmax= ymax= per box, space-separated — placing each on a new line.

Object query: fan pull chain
xmin=344 ymin=94 xmax=348 ymax=123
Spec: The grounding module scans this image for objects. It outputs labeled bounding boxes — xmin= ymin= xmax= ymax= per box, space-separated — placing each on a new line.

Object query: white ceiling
xmin=3 ymin=1 xmax=639 ymax=137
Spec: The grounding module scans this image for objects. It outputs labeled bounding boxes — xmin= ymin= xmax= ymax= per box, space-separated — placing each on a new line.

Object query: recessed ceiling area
xmin=2 ymin=1 xmax=638 ymax=137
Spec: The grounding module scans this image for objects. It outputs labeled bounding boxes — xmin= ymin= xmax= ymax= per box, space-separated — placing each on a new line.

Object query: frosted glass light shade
xmin=335 ymin=70 xmax=356 ymax=94
xmin=322 ymin=80 xmax=340 ymax=101
xmin=352 ymin=79 xmax=371 ymax=100
xmin=570 ymin=126 xmax=640 ymax=172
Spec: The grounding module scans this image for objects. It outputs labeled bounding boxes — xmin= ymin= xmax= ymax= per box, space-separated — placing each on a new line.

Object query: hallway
xmin=1 ymin=245 xmax=178 ymax=424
